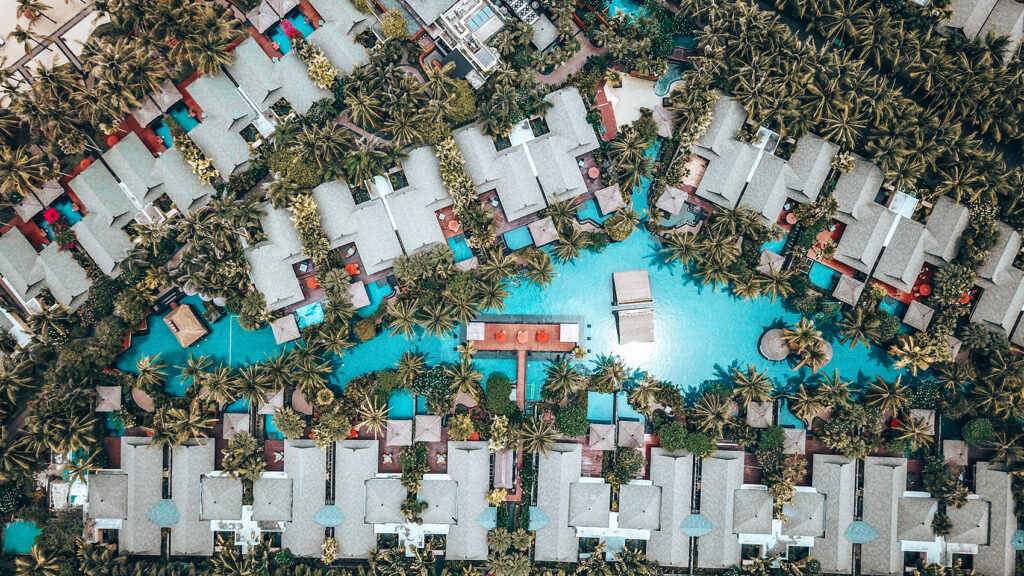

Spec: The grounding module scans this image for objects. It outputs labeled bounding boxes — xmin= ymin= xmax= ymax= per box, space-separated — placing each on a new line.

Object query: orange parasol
xmin=588 ymin=167 xmax=600 ymax=179
xmin=959 ymin=293 xmax=971 ymax=305
xmin=306 ymin=277 xmax=319 ymax=289
xmin=536 ymin=330 xmax=549 ymax=343
xmin=345 ymin=263 xmax=359 ymax=275
xmin=495 ymin=330 xmax=507 ymax=343
xmin=516 ymin=330 xmax=529 ymax=344
xmin=919 ymin=285 xmax=931 ymax=297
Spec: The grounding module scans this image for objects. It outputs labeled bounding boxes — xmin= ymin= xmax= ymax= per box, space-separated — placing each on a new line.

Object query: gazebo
xmin=756 ymin=250 xmax=784 ymax=276
xmin=588 ymin=423 xmax=616 ymax=451
xmin=164 ymin=304 xmax=209 ymax=348
xmin=594 ymin=184 xmax=625 ymax=215
xmin=655 ymin=186 xmax=687 ymax=215
xmin=132 ymin=388 xmax=156 ymax=413
xmin=528 ymin=216 xmax=558 ymax=247
xmin=258 ymin=389 xmax=284 ymax=415
xmin=617 ymin=420 xmax=644 ymax=449
xmin=903 ymin=300 xmax=934 ymax=331
xmin=747 ymin=401 xmax=774 ymax=428
xmin=612 ymin=270 xmax=653 ymax=305
xmin=782 ymin=428 xmax=806 ymax=455
xmin=222 ymin=413 xmax=250 ymax=440
xmin=414 ymin=415 xmax=442 ymax=443
xmin=386 ymin=419 xmax=412 ymax=446
xmin=349 ymin=281 xmax=371 ymax=309
xmin=832 ymin=274 xmax=865 ymax=306
xmin=271 ymin=315 xmax=300 ymax=345
xmin=95 ymin=386 xmax=122 ymax=413
xmin=291 ymin=389 xmax=314 ymax=415
xmin=943 ymin=440 xmax=969 ymax=468
xmin=758 ymin=329 xmax=790 ymax=361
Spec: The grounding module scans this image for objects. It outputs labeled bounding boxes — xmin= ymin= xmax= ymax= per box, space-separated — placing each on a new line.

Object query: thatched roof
xmin=292 ymin=389 xmax=313 ymax=415
xmin=268 ymin=0 xmax=300 ymax=16
xmin=756 ymin=250 xmax=784 ymax=275
xmin=414 ymin=415 xmax=442 ymax=443
xmin=132 ymin=388 xmax=155 ymax=412
xmin=759 ymin=329 xmax=789 ymax=361
xmin=95 ymin=385 xmax=122 ymax=412
xmin=782 ymin=428 xmax=806 ymax=454
xmin=349 ymin=281 xmax=371 ymax=309
xmin=528 ymin=216 xmax=558 ymax=247
xmin=271 ymin=315 xmax=300 ymax=344
xmin=386 ymin=419 xmax=412 ymax=446
xmin=258 ymin=389 xmax=284 ymax=415
xmin=903 ymin=300 xmax=934 ymax=331
xmin=613 ymin=270 xmax=653 ymax=305
xmin=943 ymin=440 xmax=969 ymax=468
xmin=746 ymin=401 xmax=774 ymax=428
xmin=656 ymin=186 xmax=687 ymax=215
xmin=618 ymin=420 xmax=644 ymax=449
xmin=594 ymin=184 xmax=625 ymax=215
xmin=588 ymin=423 xmax=616 ymax=451
xmin=222 ymin=413 xmax=250 ymax=440
xmin=164 ymin=304 xmax=208 ymax=348
xmin=832 ymin=274 xmax=864 ymax=306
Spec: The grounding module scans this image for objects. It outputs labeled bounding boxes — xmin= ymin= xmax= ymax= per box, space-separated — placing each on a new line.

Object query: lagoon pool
xmin=577 ymin=199 xmax=611 ymax=224
xmin=2 ymin=522 xmax=40 ymax=555
xmin=264 ymin=414 xmax=283 ymax=440
xmin=447 ymin=234 xmax=474 ymax=262
xmin=388 ymin=389 xmax=416 ymax=419
xmin=357 ymin=279 xmax=394 ymax=318
xmin=268 ymin=9 xmax=316 ymax=55
xmin=879 ymin=296 xmax=908 ymax=319
xmin=616 ymin=391 xmax=644 ymax=421
xmin=608 ymin=0 xmax=647 ymax=17
xmin=654 ymin=63 xmax=684 ymax=97
xmin=809 ymin=261 xmax=840 ymax=291
xmin=503 ymin=226 xmax=534 ymax=250
xmin=761 ymin=232 xmax=789 ymax=254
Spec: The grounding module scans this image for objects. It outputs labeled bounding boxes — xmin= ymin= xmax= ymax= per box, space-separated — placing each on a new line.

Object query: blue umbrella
xmin=680 ymin=514 xmax=713 ymax=537
xmin=1011 ymin=530 xmax=1024 ymax=551
xmin=148 ymin=499 xmax=180 ymax=528
xmin=528 ymin=507 xmax=549 ymax=530
xmin=312 ymin=505 xmax=344 ymax=527
xmin=477 ymin=507 xmax=497 ymax=530
xmin=845 ymin=521 xmax=879 ymax=544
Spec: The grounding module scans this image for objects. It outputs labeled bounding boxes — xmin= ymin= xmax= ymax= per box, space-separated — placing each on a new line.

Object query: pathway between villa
xmin=536 ymin=34 xmax=607 ymax=85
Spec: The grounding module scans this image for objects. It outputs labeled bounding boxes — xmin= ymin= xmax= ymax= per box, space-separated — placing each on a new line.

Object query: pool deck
xmin=471 ymin=323 xmax=577 ymax=354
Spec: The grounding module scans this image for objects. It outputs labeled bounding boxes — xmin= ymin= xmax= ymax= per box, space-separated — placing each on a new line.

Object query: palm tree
xmin=782 ymin=318 xmax=822 ymax=352
xmin=543 ymin=199 xmax=576 ymax=232
xmin=0 ymin=430 xmax=36 ymax=482
xmin=837 ymin=307 xmax=880 ymax=349
xmin=16 ymin=546 xmax=59 ymax=576
xmin=551 ymin=226 xmax=590 ymax=263
xmin=731 ymin=365 xmax=773 ymax=409
xmin=27 ymin=305 xmax=68 ymax=342
xmin=660 ymin=231 xmax=700 ymax=269
xmin=0 ymin=356 xmax=33 ymax=404
xmin=863 ymin=376 xmax=910 ymax=416
xmin=698 ymin=229 xmax=740 ymax=267
xmin=732 ymin=273 xmax=765 ymax=300
xmin=523 ymin=249 xmax=556 ymax=287
xmin=520 ymin=417 xmax=558 ymax=455
xmin=61 ymin=448 xmax=102 ymax=488
xmin=627 ymin=375 xmax=659 ymax=415
xmin=136 ymin=355 xmax=169 ymax=392
xmin=457 ymin=341 xmax=476 ymax=363
xmin=477 ymin=278 xmax=508 ymax=311
xmin=388 ymin=299 xmax=418 ymax=339
xmin=693 ymin=391 xmax=731 ymax=437
xmin=166 ymin=400 xmax=215 ymax=444
xmin=0 ymin=146 xmax=50 ymax=198
xmin=447 ymin=360 xmax=483 ymax=397
xmin=816 ymin=369 xmax=851 ymax=407
xmin=345 ymin=85 xmax=382 ymax=128
xmin=985 ymin=430 xmax=1024 ymax=465
xmin=259 ymin=350 xmax=293 ymax=392
xmin=397 ymin=351 xmax=425 ymax=387
xmin=235 ymin=364 xmax=270 ymax=408
xmin=543 ymin=357 xmax=582 ymax=400
xmin=417 ymin=300 xmax=456 ymax=337
xmin=786 ymin=383 xmax=825 ymax=424
xmin=591 ymin=356 xmax=629 ymax=393
xmin=894 ymin=416 xmax=933 ymax=450
xmin=357 ymin=397 xmax=389 ymax=438
xmin=794 ymin=342 xmax=830 ymax=373
xmin=888 ymin=335 xmax=937 ymax=376
xmin=179 ymin=354 xmax=213 ymax=390
xmin=292 ymin=354 xmax=331 ymax=402
xmin=201 ymin=364 xmax=238 ymax=407
xmin=759 ymin=270 xmax=794 ymax=302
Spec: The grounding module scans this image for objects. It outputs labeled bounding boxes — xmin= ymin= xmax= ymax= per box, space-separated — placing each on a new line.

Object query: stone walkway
xmin=536 ymin=33 xmax=607 ymax=85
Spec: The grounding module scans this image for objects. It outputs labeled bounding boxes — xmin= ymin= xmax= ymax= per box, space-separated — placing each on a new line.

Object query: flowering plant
xmin=280 ymin=18 xmax=301 ymax=39
xmin=43 ymin=207 xmax=59 ymax=223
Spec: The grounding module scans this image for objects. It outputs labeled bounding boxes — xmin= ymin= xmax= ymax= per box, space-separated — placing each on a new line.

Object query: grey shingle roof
xmin=946 ymin=499 xmax=990 ymax=545
xmin=418 ymin=478 xmax=457 ymax=524
xmin=924 ymin=196 xmax=969 ymax=264
xmin=618 ymin=483 xmax=661 ymax=530
xmin=67 ymin=161 xmax=133 ymax=227
xmin=979 ymin=222 xmax=1023 ymax=286
xmin=896 ymin=496 xmax=937 ymax=542
xmin=696 ymin=450 xmax=744 ymax=568
xmin=694 ymin=142 xmax=757 ymax=210
xmin=695 ymin=95 xmax=747 ymax=157
xmin=0 ymin=229 xmax=44 ymax=300
xmin=874 ymin=218 xmax=935 ymax=293
xmin=102 ymin=132 xmax=158 ymax=205
xmin=739 ymin=154 xmax=795 ymax=224
xmin=200 ymin=475 xmax=242 ymax=520
xmin=170 ymin=439 xmax=215 ymax=556
xmin=785 ymin=134 xmax=837 ymax=203
xmin=118 ymin=437 xmax=163 ymax=555
xmin=282 ymin=440 xmax=327 ymax=557
xmin=972 ymin=268 xmax=1024 ymax=333
xmin=271 ymin=52 xmax=332 ymax=115
xmin=72 ymin=212 xmax=133 ymax=277
xmin=245 ymin=243 xmax=304 ymax=311
xmin=253 ymin=476 xmax=293 ymax=521
xmin=733 ymin=488 xmax=772 ymax=534
xmin=313 ymin=181 xmax=404 ymax=275
xmin=364 ymin=477 xmax=405 ymax=524
xmin=35 ymin=244 xmax=91 ymax=309
xmin=446 ymin=441 xmax=490 ymax=560
xmin=568 ymin=481 xmax=610 ymax=528
xmin=152 ymin=148 xmax=215 ymax=214
xmin=389 ymin=146 xmax=451 ymax=256
xmin=835 ymin=204 xmax=895 ymax=274
xmin=334 ymin=440 xmax=378 ymax=558
xmin=948 ymin=0 xmax=998 ymax=36
xmin=861 ymin=456 xmax=907 ymax=576
xmin=832 ymin=155 xmax=883 ymax=223
xmin=534 ymin=443 xmax=582 ymax=562
xmin=453 ymin=126 xmax=545 ymax=222
xmin=186 ymin=74 xmax=254 ymax=176
xmin=88 ymin=471 xmax=128 ymax=520
xmin=542 ymin=88 xmax=601 ymax=157
xmin=784 ymin=490 xmax=824 ymax=537
xmin=974 ymin=462 xmax=1016 ymax=576
xmin=308 ymin=0 xmax=371 ymax=73
xmin=405 ymin=0 xmax=453 ymax=24
xmin=645 ymin=448 xmax=693 ymax=568
xmin=811 ymin=454 xmax=856 ymax=573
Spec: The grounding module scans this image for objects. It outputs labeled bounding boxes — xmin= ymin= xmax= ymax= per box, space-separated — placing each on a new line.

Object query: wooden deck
xmin=471 ymin=323 xmax=577 ymax=353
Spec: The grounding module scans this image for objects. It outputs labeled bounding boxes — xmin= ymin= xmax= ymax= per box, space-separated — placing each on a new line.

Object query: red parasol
xmin=306 ymin=277 xmax=319 ymax=289
xmin=536 ymin=330 xmax=549 ymax=343
xmin=495 ymin=331 xmax=507 ymax=343
xmin=345 ymin=263 xmax=359 ymax=275
xmin=918 ymin=285 xmax=931 ymax=297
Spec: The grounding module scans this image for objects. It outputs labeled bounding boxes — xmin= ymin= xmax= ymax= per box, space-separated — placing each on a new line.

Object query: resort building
xmin=246 ymin=202 xmax=307 ymax=311
xmin=695 ymin=450 xmax=745 ymax=568
xmin=226 ymin=38 xmax=332 ymax=118
xmin=945 ymin=0 xmax=1024 ymax=60
xmin=306 ymin=0 xmax=373 ymax=74
xmin=644 ymin=448 xmax=694 ymax=569
xmin=185 ymin=73 xmax=269 ymax=177
xmin=974 ymin=223 xmax=1024 ymax=340
xmin=454 ymin=87 xmax=601 ymax=222
xmin=0 ymin=227 xmax=91 ymax=311
xmin=832 ymin=154 xmax=884 ymax=224
xmin=85 ymin=437 xmax=163 ymax=556
xmin=406 ymin=0 xmax=508 ymax=79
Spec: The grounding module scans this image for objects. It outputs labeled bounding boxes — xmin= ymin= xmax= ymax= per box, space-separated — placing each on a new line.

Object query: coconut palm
xmin=0 ymin=430 xmax=36 ymax=482
xmin=523 ymin=249 xmax=556 ymax=288
xmin=199 ymin=364 xmax=237 ymax=407
xmin=235 ymin=364 xmax=270 ymax=408
xmin=551 ymin=226 xmax=590 ymax=263
xmin=697 ymin=259 xmax=735 ymax=290
xmin=136 ymin=355 xmax=169 ymax=392
xmin=297 ymin=123 xmax=354 ymax=178
xmin=782 ymin=318 xmax=822 ymax=352
xmin=894 ymin=415 xmax=933 ymax=450
xmin=693 ymin=391 xmax=731 ymax=437
xmin=0 ymin=146 xmax=49 ymax=197
xmin=627 ymin=375 xmax=660 ymax=415
xmin=259 ymin=350 xmax=293 ymax=392
xmin=520 ymin=417 xmax=558 ymax=455
xmin=457 ymin=342 xmax=476 ymax=363
xmin=794 ymin=342 xmax=830 ymax=373
xmin=759 ymin=269 xmax=794 ymax=302
xmin=731 ymin=365 xmax=773 ymax=409
xmin=179 ymin=354 xmax=213 ymax=390
xmin=387 ymin=299 xmax=418 ymax=339
xmin=61 ymin=448 xmax=101 ymax=488
xmin=292 ymin=354 xmax=331 ymax=401
xmin=543 ymin=357 xmax=583 ymax=400
xmin=16 ymin=546 xmax=59 ymax=576
xmin=357 ymin=397 xmax=390 ymax=438
xmin=444 ymin=293 xmax=479 ymax=325
xmin=397 ymin=351 xmax=425 ymax=387
xmin=447 ymin=360 xmax=483 ymax=397
xmin=543 ymin=199 xmax=577 ymax=231
xmin=417 ymin=300 xmax=456 ymax=337
xmin=591 ymin=356 xmax=629 ymax=393
xmin=863 ymin=375 xmax=910 ymax=416
xmin=732 ymin=273 xmax=765 ymax=300
xmin=786 ymin=383 xmax=825 ymax=423
xmin=985 ymin=430 xmax=1024 ymax=465
xmin=888 ymin=334 xmax=937 ymax=376
xmin=934 ymin=361 xmax=975 ymax=393
xmin=699 ymin=229 xmax=740 ymax=267
xmin=167 ymin=400 xmax=215 ymax=444
xmin=27 ymin=305 xmax=68 ymax=343
xmin=345 ymin=85 xmax=382 ymax=128
xmin=815 ymin=369 xmax=851 ymax=407
xmin=660 ymin=231 xmax=700 ymax=269
xmin=477 ymin=279 xmax=508 ymax=312
xmin=480 ymin=251 xmax=518 ymax=282
xmin=837 ymin=307 xmax=881 ymax=349
xmin=0 ymin=356 xmax=34 ymax=404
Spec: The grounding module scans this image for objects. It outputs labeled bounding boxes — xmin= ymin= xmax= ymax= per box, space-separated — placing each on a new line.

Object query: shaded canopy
xmin=247 ymin=2 xmax=282 ymax=32
xmin=271 ymin=315 xmax=300 ymax=344
xmin=588 ymin=423 xmax=616 ymax=451
xmin=527 ymin=216 xmax=557 ymax=247
xmin=758 ymin=329 xmax=789 ymax=361
xmin=477 ymin=507 xmax=497 ymax=530
xmin=414 ymin=415 xmax=442 ymax=443
xmin=132 ymin=388 xmax=156 ymax=413
xmin=946 ymin=334 xmax=963 ymax=358
xmin=681 ymin=513 xmax=714 ymax=537
xmin=258 ymin=389 xmax=284 ymax=415
xmin=746 ymin=401 xmax=774 ymax=429
xmin=943 ymin=440 xmax=969 ymax=468
xmin=386 ymin=419 xmax=412 ymax=446
xmin=594 ymin=184 xmax=625 ymax=215
xmin=832 ymin=274 xmax=865 ymax=306
xmin=756 ymin=250 xmax=784 ymax=276
xmin=655 ymin=186 xmax=687 ymax=215
xmin=903 ymin=299 xmax=934 ymax=331
xmin=164 ymin=304 xmax=208 ymax=348
xmin=613 ymin=270 xmax=653 ymax=305
xmin=148 ymin=499 xmax=180 ymax=527
xmin=349 ymin=281 xmax=371 ymax=309
xmin=292 ymin=388 xmax=313 ymax=415
xmin=95 ymin=385 xmax=122 ymax=412
xmin=618 ymin=420 xmax=644 ymax=449
xmin=222 ymin=412 xmax=250 ymax=440
xmin=466 ymin=322 xmax=485 ymax=341
xmin=782 ymin=428 xmax=806 ymax=454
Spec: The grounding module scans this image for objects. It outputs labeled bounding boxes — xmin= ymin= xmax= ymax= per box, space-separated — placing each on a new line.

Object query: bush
xmin=682 ymin=431 xmax=716 ymax=458
xmin=556 ymin=401 xmax=588 ymax=438
xmin=354 ymin=317 xmax=377 ymax=342
xmin=447 ymin=413 xmax=475 ymax=441
xmin=873 ymin=311 xmax=900 ymax=344
xmin=273 ymin=407 xmax=307 ymax=440
xmin=36 ymin=509 xmax=82 ymax=556
xmin=485 ymin=374 xmax=515 ymax=415
xmin=657 ymin=421 xmax=687 ymax=452
xmin=603 ymin=447 xmax=645 ymax=486
xmin=758 ymin=426 xmax=785 ymax=452
xmin=962 ymin=418 xmax=993 ymax=447
xmin=0 ymin=482 xmax=21 ymax=515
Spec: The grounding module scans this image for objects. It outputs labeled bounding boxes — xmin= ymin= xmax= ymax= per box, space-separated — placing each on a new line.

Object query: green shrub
xmin=682 ymin=431 xmax=716 ymax=458
xmin=758 ymin=426 xmax=785 ymax=452
xmin=962 ymin=418 xmax=993 ymax=447
xmin=603 ymin=447 xmax=646 ymax=486
xmin=485 ymin=374 xmax=515 ymax=415
xmin=657 ymin=421 xmax=687 ymax=452
xmin=556 ymin=401 xmax=588 ymax=438
xmin=354 ymin=318 xmax=377 ymax=342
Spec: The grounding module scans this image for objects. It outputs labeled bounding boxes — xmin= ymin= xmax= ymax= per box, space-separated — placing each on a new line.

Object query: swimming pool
xmin=356 ymin=279 xmax=394 ymax=318
xmin=587 ymin=391 xmax=614 ymax=423
xmin=630 ymin=140 xmax=662 ymax=209
xmin=295 ymin=302 xmax=324 ymax=328
xmin=268 ymin=9 xmax=316 ymax=55
xmin=503 ymin=226 xmax=534 ymax=250
xmin=36 ymin=197 xmax=84 ymax=241
xmin=447 ymin=234 xmax=474 ymax=262
xmin=879 ymin=296 xmax=908 ymax=318
xmin=225 ymin=398 xmax=249 ymax=413
xmin=576 ymin=199 xmax=611 ymax=224
xmin=658 ymin=202 xmax=701 ymax=229
xmin=387 ymin=389 xmax=415 ymax=419
xmin=608 ymin=0 xmax=647 ymax=17
xmin=761 ymin=232 xmax=789 ymax=254
xmin=3 ymin=522 xmax=40 ymax=554
xmin=777 ymin=398 xmax=805 ymax=429
xmin=654 ymin=64 xmax=684 ymax=97
xmin=152 ymin=118 xmax=173 ymax=148
xmin=808 ymin=261 xmax=840 ymax=291
xmin=264 ymin=414 xmax=283 ymax=440
xmin=616 ymin=391 xmax=644 ymax=421
xmin=167 ymin=103 xmax=199 ymax=132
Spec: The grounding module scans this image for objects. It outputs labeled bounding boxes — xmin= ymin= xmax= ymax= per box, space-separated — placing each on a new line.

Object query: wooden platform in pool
xmin=470 ymin=322 xmax=577 ymax=353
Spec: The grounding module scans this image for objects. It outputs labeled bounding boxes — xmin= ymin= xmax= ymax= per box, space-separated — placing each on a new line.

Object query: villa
xmin=0 ymin=227 xmax=91 ymax=311
xmin=946 ymin=0 xmax=1024 ymax=60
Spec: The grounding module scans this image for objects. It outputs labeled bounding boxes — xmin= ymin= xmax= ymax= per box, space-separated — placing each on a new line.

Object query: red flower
xmin=43 ymin=208 xmax=59 ymax=223
xmin=281 ymin=19 xmax=301 ymax=39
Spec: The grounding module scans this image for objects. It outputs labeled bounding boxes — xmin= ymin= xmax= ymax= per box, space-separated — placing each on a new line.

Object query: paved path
xmin=335 ymin=110 xmax=392 ymax=144
xmin=536 ymin=33 xmax=607 ymax=85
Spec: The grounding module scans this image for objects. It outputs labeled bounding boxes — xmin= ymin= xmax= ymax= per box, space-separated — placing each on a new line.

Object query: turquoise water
xmin=879 ymin=296 xmax=907 ymax=318
xmin=761 ymin=232 xmax=789 ymax=254
xmin=2 ymin=522 xmax=40 ymax=555
xmin=630 ymin=140 xmax=662 ymax=210
xmin=268 ymin=9 xmax=316 ymax=55
xmin=616 ymin=391 xmax=644 ymax=421
xmin=225 ymin=398 xmax=249 ymax=413
xmin=264 ymin=414 xmax=283 ymax=440
xmin=659 ymin=202 xmax=702 ymax=229
xmin=357 ymin=279 xmax=394 ymax=318
xmin=674 ymin=35 xmax=696 ymax=48
xmin=388 ymin=389 xmax=415 ymax=419
xmin=447 ymin=234 xmax=474 ymax=262
xmin=152 ymin=118 xmax=173 ymax=148
xmin=608 ymin=0 xmax=647 ymax=17
xmin=36 ymin=197 xmax=84 ymax=241
xmin=809 ymin=261 xmax=840 ymax=291
xmin=503 ymin=226 xmax=534 ymax=250
xmin=577 ymin=199 xmax=611 ymax=224
xmin=777 ymin=398 xmax=805 ymax=429
xmin=105 ymin=413 xmax=124 ymax=436
xmin=167 ymin=103 xmax=198 ymax=132
xmin=654 ymin=64 xmax=684 ymax=97
xmin=295 ymin=302 xmax=324 ymax=328
xmin=587 ymin=392 xmax=614 ymax=423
